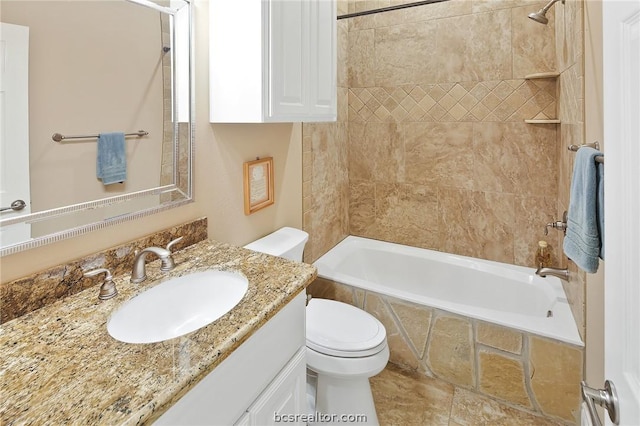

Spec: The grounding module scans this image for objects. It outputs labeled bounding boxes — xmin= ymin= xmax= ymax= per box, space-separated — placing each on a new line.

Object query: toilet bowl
xmin=245 ymin=228 xmax=389 ymax=424
xmin=306 ymin=298 xmax=389 ymax=424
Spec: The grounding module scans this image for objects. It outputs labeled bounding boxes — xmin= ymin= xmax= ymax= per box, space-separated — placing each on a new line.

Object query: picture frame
xmin=243 ymin=157 xmax=274 ymax=215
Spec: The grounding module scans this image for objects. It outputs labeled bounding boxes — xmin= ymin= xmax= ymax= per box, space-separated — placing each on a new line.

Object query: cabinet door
xmin=308 ymin=0 xmax=337 ymax=121
xmin=248 ymin=347 xmax=307 ymax=425
xmin=268 ymin=0 xmax=308 ymax=119
xmin=155 ymin=293 xmax=306 ymax=425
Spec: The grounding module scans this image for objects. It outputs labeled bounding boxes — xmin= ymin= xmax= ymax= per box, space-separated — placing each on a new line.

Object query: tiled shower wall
xmin=304 ymin=0 xmax=563 ymax=265
xmin=345 ymin=0 xmax=560 ymax=267
xmin=555 ymin=0 xmax=586 ymax=339
xmin=303 ymin=0 xmax=586 ymax=334
xmin=302 ymin=1 xmax=350 ymax=263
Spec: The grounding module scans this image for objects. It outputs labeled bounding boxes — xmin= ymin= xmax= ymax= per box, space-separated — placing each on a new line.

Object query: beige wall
xmin=0 ymin=0 xmax=302 ymax=283
xmin=583 ymin=0 xmax=605 ymax=391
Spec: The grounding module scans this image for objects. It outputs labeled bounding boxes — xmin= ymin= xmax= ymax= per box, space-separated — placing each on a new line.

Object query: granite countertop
xmin=0 ymin=240 xmax=317 ymax=425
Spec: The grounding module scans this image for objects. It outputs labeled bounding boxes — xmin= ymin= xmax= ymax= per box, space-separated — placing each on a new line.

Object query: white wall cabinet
xmin=210 ymin=0 xmax=336 ymax=123
xmin=156 ymin=292 xmax=307 ymax=425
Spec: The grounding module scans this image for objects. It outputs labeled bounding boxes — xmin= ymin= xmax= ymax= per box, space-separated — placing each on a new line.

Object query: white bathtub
xmin=313 ymin=236 xmax=583 ymax=347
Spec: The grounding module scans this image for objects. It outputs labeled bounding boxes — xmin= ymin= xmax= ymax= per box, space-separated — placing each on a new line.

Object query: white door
xmin=602 ymin=0 xmax=640 ymax=425
xmin=0 ymin=22 xmax=31 ymax=246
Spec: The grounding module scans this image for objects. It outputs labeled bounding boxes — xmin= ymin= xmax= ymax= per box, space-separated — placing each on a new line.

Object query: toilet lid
xmin=306 ymin=299 xmax=387 ymax=357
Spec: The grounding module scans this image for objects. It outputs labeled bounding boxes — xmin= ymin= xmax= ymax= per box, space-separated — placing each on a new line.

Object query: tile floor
xmin=370 ymin=363 xmax=570 ymax=426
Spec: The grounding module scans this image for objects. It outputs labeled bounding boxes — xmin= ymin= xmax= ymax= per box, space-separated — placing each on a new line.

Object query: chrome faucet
xmin=130 ymin=246 xmax=173 ymax=283
xmin=535 ymin=266 xmax=570 ymax=281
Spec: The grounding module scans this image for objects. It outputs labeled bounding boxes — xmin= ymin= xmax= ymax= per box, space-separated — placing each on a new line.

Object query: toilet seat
xmin=306 ymin=299 xmax=387 ymax=358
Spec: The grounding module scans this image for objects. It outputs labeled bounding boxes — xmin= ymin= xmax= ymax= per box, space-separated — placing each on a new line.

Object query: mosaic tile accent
xmin=348 ymin=79 xmax=557 ymax=123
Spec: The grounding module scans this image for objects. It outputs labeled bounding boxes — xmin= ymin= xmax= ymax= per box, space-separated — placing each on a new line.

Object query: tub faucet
xmin=130 ymin=246 xmax=172 ymax=283
xmin=535 ymin=266 xmax=570 ymax=281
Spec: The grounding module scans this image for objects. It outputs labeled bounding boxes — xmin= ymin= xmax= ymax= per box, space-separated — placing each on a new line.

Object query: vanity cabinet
xmin=155 ymin=292 xmax=307 ymax=425
xmin=234 ymin=348 xmax=306 ymax=425
xmin=209 ymin=0 xmax=336 ymax=123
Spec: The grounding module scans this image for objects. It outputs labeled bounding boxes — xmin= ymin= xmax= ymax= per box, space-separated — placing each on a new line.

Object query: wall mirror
xmin=0 ymin=0 xmax=193 ymax=256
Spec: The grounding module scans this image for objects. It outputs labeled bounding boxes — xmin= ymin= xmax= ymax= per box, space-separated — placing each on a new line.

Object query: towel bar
xmin=568 ymin=142 xmax=604 ymax=164
xmin=568 ymin=141 xmax=600 ymax=151
xmin=52 ymin=130 xmax=148 ymax=143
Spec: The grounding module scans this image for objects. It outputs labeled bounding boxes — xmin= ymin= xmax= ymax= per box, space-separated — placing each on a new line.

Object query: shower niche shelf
xmin=524 ymin=72 xmax=560 ymax=79
xmin=525 ymin=119 xmax=561 ymax=124
xmin=524 ymin=71 xmax=560 ymax=123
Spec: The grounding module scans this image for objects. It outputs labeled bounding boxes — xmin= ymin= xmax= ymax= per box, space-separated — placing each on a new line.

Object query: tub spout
xmin=535 ymin=266 xmax=570 ymax=281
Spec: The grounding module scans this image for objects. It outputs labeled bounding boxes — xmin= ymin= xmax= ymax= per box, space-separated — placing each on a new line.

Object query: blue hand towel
xmin=97 ymin=132 xmax=126 ymax=185
xmin=563 ymin=147 xmax=604 ymax=273
xmin=597 ymin=160 xmax=604 ymax=259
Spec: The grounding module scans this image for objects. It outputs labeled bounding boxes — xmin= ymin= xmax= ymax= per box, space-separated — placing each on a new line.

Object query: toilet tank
xmin=243 ymin=227 xmax=309 ymax=262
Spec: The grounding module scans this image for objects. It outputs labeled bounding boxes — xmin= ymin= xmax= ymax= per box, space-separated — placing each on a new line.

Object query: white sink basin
xmin=107 ymin=270 xmax=249 ymax=344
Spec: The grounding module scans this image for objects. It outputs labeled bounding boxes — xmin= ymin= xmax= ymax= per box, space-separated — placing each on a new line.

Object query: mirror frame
xmin=0 ymin=0 xmax=194 ymax=257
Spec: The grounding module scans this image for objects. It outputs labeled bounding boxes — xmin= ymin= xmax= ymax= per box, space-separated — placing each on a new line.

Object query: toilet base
xmin=306 ymin=345 xmax=389 ymax=426
xmin=312 ymin=373 xmax=379 ymax=425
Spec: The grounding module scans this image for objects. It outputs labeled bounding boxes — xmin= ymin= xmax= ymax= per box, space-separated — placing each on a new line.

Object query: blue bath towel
xmin=563 ymin=147 xmax=604 ymax=273
xmin=97 ymin=132 xmax=126 ymax=185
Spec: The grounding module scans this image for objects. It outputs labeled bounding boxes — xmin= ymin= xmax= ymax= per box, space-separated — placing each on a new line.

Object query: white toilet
xmin=245 ymin=228 xmax=389 ymax=424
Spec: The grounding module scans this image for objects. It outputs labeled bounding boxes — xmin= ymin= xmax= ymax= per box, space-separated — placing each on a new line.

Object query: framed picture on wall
xmin=243 ymin=157 xmax=274 ymax=215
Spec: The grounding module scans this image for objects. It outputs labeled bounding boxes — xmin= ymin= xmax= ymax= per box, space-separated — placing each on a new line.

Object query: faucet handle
xmin=545 ymin=211 xmax=568 ymax=235
xmin=159 ymin=237 xmax=183 ymax=272
xmin=166 ymin=236 xmax=183 ymax=252
xmin=84 ymin=268 xmax=117 ymax=300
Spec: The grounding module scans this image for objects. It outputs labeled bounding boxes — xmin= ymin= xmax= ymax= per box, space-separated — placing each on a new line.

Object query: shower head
xmin=528 ymin=0 xmax=565 ymax=25
xmin=528 ymin=9 xmax=550 ymax=24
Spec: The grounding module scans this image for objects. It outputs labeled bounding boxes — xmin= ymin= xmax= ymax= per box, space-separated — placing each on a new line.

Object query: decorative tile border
xmin=349 ymin=79 xmax=557 ymax=123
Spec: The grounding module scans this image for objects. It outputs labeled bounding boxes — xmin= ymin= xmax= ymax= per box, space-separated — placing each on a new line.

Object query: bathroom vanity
xmin=156 ymin=292 xmax=307 ymax=425
xmin=0 ymin=240 xmax=316 ymax=425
